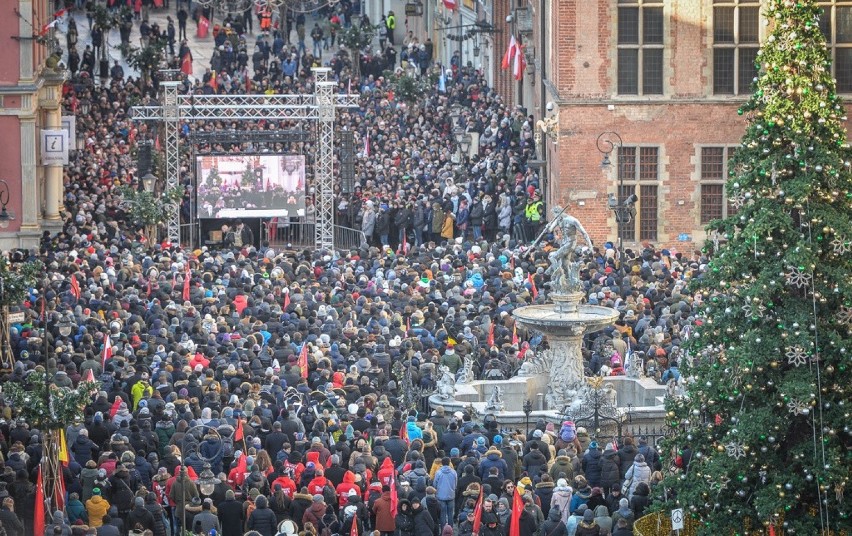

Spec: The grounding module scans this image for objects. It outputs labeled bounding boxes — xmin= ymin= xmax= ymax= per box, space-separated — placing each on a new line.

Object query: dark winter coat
xmin=246 ymin=496 xmax=278 ymax=536
xmin=534 ymin=482 xmax=555 ymax=518
xmin=412 ymin=504 xmax=435 ymax=536
xmin=522 ymin=449 xmax=547 ymax=478
xmin=217 ymin=498 xmax=244 ymax=536
xmin=582 ymin=450 xmax=603 ymax=487
xmin=599 ymin=450 xmax=621 ymax=492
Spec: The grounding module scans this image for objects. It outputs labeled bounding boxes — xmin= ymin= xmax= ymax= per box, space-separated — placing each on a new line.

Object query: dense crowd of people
xmin=0 ymin=2 xmax=707 ymax=536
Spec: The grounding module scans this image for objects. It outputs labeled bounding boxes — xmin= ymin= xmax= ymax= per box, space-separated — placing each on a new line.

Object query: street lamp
xmin=197 ymin=463 xmax=221 ymax=497
xmin=58 ymin=313 xmax=74 ymax=337
xmin=142 ymin=173 xmax=158 ymax=193
xmin=0 ymin=180 xmax=15 ymax=229
xmin=523 ymin=399 xmax=533 ymax=436
xmin=597 ymin=131 xmax=635 ymax=262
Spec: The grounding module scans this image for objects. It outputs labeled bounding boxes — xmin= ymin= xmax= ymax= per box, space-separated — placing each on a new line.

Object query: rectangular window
xmin=617 ymin=146 xmax=659 ymax=241
xmin=617 ymin=0 xmax=665 ymax=95
xmin=713 ymin=0 xmax=760 ymax=95
xmin=700 ymin=146 xmax=738 ymax=224
xmin=819 ymin=2 xmax=852 ymax=93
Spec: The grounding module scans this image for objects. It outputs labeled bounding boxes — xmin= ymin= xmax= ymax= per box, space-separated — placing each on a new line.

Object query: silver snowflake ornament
xmin=786 ymin=266 xmax=812 ymax=288
xmin=710 ymin=475 xmax=731 ymax=492
xmin=787 ymin=398 xmax=809 ymax=416
xmin=729 ymin=193 xmax=747 ymax=209
xmin=836 ymin=305 xmax=852 ymax=326
xmin=831 ymin=236 xmax=851 ymax=255
xmin=785 ymin=346 xmax=808 ymax=367
xmin=725 ymin=442 xmax=746 ymax=459
xmin=741 ymin=301 xmax=766 ymax=318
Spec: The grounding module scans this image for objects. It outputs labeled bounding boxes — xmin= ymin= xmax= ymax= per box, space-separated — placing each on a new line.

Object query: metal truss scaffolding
xmin=131 ymin=67 xmax=358 ymax=250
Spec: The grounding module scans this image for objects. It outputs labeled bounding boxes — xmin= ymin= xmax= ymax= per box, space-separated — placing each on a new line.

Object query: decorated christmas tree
xmin=658 ymin=0 xmax=852 ymax=533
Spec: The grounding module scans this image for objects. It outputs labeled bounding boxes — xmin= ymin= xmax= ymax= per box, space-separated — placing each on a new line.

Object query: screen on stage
xmin=196 ymin=154 xmax=307 ymax=219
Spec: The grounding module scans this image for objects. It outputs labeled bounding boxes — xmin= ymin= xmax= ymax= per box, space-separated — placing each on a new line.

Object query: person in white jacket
xmin=623 ymin=453 xmax=652 ymax=499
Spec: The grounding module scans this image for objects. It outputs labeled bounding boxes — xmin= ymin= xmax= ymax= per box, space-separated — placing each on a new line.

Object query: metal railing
xmin=264 ymin=222 xmax=367 ymax=252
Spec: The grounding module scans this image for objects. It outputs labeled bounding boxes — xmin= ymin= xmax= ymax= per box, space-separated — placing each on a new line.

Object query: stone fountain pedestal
xmin=512 ymin=291 xmax=620 ymax=411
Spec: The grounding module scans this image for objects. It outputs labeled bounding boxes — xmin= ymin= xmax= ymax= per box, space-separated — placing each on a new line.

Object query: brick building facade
xmin=0 ymin=0 xmax=66 ymax=249
xmin=513 ymin=0 xmax=852 ymax=250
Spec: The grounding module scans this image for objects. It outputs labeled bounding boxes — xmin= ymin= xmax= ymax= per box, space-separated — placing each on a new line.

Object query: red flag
xmin=364 ymin=133 xmax=370 ymax=157
xmin=487 ymin=322 xmax=495 ymax=347
xmin=513 ymin=43 xmax=526 ymax=81
xmin=512 ymin=324 xmax=519 ymax=346
xmin=399 ymin=423 xmax=408 ymax=445
xmin=110 ymin=396 xmax=123 ymax=419
xmin=209 ymin=70 xmax=218 ymax=91
xmin=197 ymin=15 xmax=210 ymax=38
xmin=298 ymin=343 xmax=309 ymax=379
xmin=350 ymin=513 xmax=359 ymax=536
xmin=518 ymin=342 xmax=529 ymax=360
xmin=147 ymin=276 xmax=153 ymax=298
xmin=34 ymin=466 xmax=45 ymax=536
xmin=102 ymin=335 xmax=113 ymax=367
xmin=389 ymin=472 xmax=398 ymax=515
xmin=509 ymin=487 xmax=523 ymax=536
xmin=528 ymin=274 xmax=538 ymax=299
xmin=234 ymin=418 xmax=244 ymax=442
xmin=502 ymin=35 xmax=518 ymax=70
xmin=182 ymin=266 xmax=191 ymax=302
xmin=283 ymin=291 xmax=291 ymax=310
xmin=769 ymin=525 xmax=776 ymax=536
xmin=180 ymin=53 xmax=193 ymax=76
xmin=510 ymin=256 xmax=515 ymax=270
xmin=70 ymin=274 xmax=81 ymax=302
xmin=83 ymin=368 xmax=95 ymax=383
xmin=54 ymin=465 xmax=66 ymax=511
xmin=443 ymin=0 xmax=457 ymax=10
xmin=245 ymin=75 xmax=252 ymax=93
xmin=406 ymin=316 xmax=411 ymax=333
xmin=154 ymin=136 xmax=161 ymax=152
xmin=472 ymin=487 xmax=484 ymax=535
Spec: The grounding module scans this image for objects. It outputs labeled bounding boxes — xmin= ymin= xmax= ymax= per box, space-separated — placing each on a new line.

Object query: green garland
xmin=3 ymin=370 xmax=99 ymax=430
xmin=0 ymin=257 xmax=42 ymax=308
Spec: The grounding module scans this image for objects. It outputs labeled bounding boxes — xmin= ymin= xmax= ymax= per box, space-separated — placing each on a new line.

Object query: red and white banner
xmin=502 ymin=35 xmax=517 ymax=70
xmin=442 ymin=0 xmax=458 ymax=10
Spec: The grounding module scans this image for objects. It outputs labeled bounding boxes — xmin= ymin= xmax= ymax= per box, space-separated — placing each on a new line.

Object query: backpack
xmin=560 ymin=422 xmax=576 ymax=443
xmin=221 ymin=434 xmax=235 ymax=459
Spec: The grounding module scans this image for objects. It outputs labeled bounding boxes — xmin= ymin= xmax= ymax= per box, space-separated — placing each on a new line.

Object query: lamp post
xmin=0 ymin=180 xmax=15 ymax=230
xmin=58 ymin=313 xmax=74 ymax=338
xmin=197 ymin=463 xmax=221 ymax=497
xmin=597 ymin=131 xmax=635 ymax=262
xmin=142 ymin=173 xmax=158 ymax=194
xmin=523 ymin=399 xmax=532 ymax=436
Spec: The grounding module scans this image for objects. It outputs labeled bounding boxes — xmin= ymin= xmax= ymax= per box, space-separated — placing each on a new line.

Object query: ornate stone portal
xmin=513 ymin=211 xmax=620 ymax=411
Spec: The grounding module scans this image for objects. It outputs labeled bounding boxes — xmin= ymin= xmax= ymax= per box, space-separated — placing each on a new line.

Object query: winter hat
xmin=583 ymin=510 xmax=594 ymax=522
xmin=557 ymin=479 xmax=568 ymax=488
xmin=313 ymin=495 xmax=324 ymax=503
xmin=493 ymin=435 xmax=502 ymax=445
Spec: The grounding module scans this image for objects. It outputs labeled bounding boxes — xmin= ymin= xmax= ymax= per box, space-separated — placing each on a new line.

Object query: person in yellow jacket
xmin=131 ymin=373 xmax=153 ymax=410
xmin=385 ymin=11 xmax=396 ymax=45
xmin=86 ymin=488 xmax=110 ymax=528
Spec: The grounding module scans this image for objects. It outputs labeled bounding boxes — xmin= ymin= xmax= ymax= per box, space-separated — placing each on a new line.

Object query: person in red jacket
xmin=307 ymin=468 xmax=329 ymax=496
xmin=335 ymin=472 xmax=361 ymax=508
xmin=271 ymin=468 xmax=297 ymax=498
xmin=378 ymin=457 xmax=395 ymax=487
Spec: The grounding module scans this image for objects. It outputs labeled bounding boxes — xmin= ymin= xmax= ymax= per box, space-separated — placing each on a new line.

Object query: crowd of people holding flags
xmin=0 ymin=2 xmax=707 ymax=536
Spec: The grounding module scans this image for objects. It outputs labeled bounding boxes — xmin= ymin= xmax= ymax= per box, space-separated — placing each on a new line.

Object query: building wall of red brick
xmin=521 ymin=0 xmax=851 ymax=250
